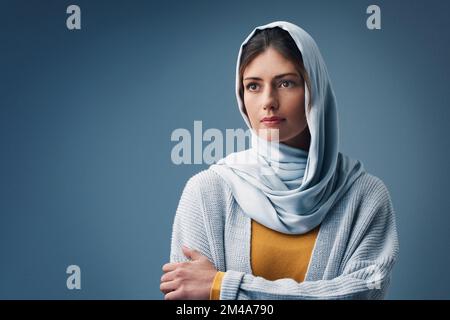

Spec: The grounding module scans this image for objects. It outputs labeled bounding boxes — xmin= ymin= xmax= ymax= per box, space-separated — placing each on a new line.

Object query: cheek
xmin=285 ymin=88 xmax=304 ymax=103
xmin=243 ymin=96 xmax=260 ymax=126
xmin=243 ymin=94 xmax=256 ymax=110
xmin=280 ymin=95 xmax=307 ymax=133
xmin=282 ymin=91 xmax=305 ymax=116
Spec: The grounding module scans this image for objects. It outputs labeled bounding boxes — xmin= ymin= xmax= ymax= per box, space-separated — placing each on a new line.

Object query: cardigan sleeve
xmin=219 ymin=183 xmax=399 ymax=300
xmin=169 ymin=176 xmax=214 ymax=264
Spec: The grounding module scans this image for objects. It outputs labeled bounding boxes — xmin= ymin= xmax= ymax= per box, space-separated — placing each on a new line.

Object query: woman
xmin=160 ymin=21 xmax=399 ymax=300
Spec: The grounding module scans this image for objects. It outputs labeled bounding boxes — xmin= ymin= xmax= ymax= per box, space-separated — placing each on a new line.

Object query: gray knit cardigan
xmin=169 ymin=169 xmax=399 ymax=300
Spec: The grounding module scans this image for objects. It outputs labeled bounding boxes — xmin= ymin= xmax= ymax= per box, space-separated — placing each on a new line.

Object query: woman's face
xmin=242 ymin=46 xmax=310 ymax=151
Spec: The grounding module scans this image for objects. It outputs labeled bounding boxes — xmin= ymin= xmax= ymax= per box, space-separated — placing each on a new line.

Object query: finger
xmin=160 ymin=280 xmax=179 ymax=294
xmin=160 ymin=286 xmax=174 ymax=295
xmin=160 ymin=270 xmax=177 ymax=283
xmin=162 ymin=262 xmax=179 ymax=272
xmin=165 ymin=289 xmax=184 ymax=300
xmin=182 ymin=245 xmax=203 ymax=260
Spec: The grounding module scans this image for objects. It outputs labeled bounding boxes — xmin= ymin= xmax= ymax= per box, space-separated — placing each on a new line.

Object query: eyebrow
xmin=243 ymin=73 xmax=299 ymax=81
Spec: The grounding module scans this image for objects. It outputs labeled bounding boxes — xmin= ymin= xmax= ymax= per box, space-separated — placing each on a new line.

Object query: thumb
xmin=182 ymin=245 xmax=203 ymax=260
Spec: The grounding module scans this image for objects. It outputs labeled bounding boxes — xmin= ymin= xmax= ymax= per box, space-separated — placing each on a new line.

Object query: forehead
xmin=243 ymin=47 xmax=298 ymax=77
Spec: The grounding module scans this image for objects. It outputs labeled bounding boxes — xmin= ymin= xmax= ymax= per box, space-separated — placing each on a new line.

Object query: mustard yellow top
xmin=210 ymin=219 xmax=320 ymax=299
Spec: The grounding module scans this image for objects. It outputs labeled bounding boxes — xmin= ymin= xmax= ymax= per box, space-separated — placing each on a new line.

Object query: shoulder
xmin=352 ymin=171 xmax=392 ymax=203
xmin=342 ymin=170 xmax=396 ymax=233
xmin=182 ymin=168 xmax=234 ymax=209
xmin=337 ymin=153 xmax=393 ymax=206
xmin=335 ymin=153 xmax=396 ymax=224
xmin=185 ymin=168 xmax=232 ymax=194
xmin=175 ymin=169 xmax=233 ymax=230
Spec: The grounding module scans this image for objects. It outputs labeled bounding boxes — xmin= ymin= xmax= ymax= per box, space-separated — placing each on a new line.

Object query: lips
xmin=261 ymin=116 xmax=285 ymax=123
xmin=260 ymin=116 xmax=285 ymax=128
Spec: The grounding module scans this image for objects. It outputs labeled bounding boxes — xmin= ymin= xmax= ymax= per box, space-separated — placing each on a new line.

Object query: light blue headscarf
xmin=209 ymin=21 xmax=365 ymax=235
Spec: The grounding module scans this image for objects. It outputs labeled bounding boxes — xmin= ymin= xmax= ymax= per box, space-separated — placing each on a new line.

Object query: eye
xmin=280 ymin=80 xmax=295 ymax=88
xmin=245 ymin=83 xmax=260 ymax=91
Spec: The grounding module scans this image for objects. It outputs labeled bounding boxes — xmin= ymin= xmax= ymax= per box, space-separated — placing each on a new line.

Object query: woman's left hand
xmin=160 ymin=246 xmax=218 ymax=300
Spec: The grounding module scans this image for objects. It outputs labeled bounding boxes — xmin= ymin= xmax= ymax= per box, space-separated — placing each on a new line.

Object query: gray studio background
xmin=1 ymin=0 xmax=449 ymax=299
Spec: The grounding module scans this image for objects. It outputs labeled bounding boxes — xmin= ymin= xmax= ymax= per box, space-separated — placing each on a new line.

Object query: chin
xmin=256 ymin=128 xmax=284 ymax=141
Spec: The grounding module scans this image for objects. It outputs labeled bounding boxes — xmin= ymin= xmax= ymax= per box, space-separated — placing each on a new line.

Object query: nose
xmin=262 ymin=86 xmax=279 ymax=111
